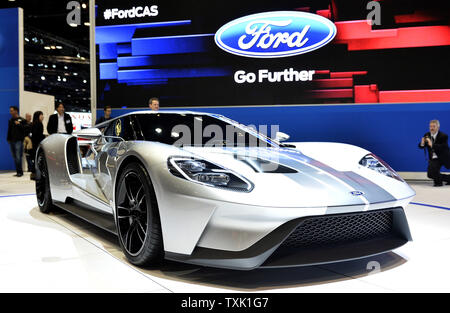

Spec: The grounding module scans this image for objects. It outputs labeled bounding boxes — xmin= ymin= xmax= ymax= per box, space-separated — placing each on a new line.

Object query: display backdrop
xmin=0 ymin=8 xmax=22 ymax=170
xmin=96 ymin=0 xmax=450 ymax=108
xmin=95 ymin=0 xmax=450 ymax=173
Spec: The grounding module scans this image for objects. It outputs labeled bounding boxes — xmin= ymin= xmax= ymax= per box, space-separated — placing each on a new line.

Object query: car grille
xmin=279 ymin=209 xmax=394 ymax=249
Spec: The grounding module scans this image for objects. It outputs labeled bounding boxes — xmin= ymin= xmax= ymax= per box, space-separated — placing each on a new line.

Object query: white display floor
xmin=0 ymin=172 xmax=449 ymax=293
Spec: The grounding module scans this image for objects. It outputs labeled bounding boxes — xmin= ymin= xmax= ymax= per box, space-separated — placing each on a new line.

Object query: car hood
xmin=179 ymin=146 xmax=414 ymax=208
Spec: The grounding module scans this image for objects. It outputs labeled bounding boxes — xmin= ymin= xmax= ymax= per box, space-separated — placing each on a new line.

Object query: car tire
xmin=115 ymin=162 xmax=164 ymax=267
xmin=35 ymin=151 xmax=55 ymax=214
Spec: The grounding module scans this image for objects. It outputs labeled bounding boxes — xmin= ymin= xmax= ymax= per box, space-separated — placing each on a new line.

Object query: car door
xmin=93 ymin=115 xmax=139 ymax=203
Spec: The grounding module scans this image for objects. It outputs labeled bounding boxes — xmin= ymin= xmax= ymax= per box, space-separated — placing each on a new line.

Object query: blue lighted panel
xmin=96 ymin=21 xmax=230 ymax=85
xmin=0 ymin=8 xmax=20 ymax=170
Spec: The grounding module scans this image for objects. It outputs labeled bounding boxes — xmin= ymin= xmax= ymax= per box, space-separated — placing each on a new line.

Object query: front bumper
xmin=165 ymin=207 xmax=412 ymax=271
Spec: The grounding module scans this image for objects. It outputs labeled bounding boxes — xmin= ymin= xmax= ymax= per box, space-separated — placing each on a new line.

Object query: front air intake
xmin=262 ymin=208 xmax=411 ymax=268
xmin=280 ymin=209 xmax=394 ymax=249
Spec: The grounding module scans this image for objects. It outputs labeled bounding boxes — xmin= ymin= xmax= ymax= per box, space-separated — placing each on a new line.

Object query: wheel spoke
xmin=127 ymin=225 xmax=135 ymax=251
xmin=125 ymin=225 xmax=133 ymax=252
xmin=135 ymin=186 xmax=143 ymax=203
xmin=117 ymin=206 xmax=131 ymax=220
xmin=117 ymin=206 xmax=131 ymax=213
xmin=135 ymin=223 xmax=144 ymax=243
xmin=137 ymin=192 xmax=146 ymax=210
xmin=137 ymin=220 xmax=146 ymax=237
xmin=124 ymin=175 xmax=136 ymax=203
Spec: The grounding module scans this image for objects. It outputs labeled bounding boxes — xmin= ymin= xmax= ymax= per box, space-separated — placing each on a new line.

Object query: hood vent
xmin=240 ymin=158 xmax=298 ymax=174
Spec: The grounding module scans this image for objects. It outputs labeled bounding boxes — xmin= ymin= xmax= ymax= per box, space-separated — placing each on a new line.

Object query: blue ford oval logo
xmin=350 ymin=191 xmax=365 ymax=196
xmin=215 ymin=11 xmax=337 ymax=58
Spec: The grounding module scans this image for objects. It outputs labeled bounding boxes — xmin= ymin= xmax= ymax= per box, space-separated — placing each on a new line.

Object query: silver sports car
xmin=35 ymin=111 xmax=415 ymax=270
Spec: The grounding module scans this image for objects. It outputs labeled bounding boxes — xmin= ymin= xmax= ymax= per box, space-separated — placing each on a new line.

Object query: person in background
xmin=7 ymin=106 xmax=27 ymax=177
xmin=149 ymin=97 xmax=160 ymax=111
xmin=47 ymin=103 xmax=73 ymax=135
xmin=419 ymin=119 xmax=450 ymax=187
xmin=96 ymin=106 xmax=113 ymax=125
xmin=25 ymin=113 xmax=32 ymax=124
xmin=30 ymin=111 xmax=46 ymax=180
xmin=24 ymin=113 xmax=33 ymax=173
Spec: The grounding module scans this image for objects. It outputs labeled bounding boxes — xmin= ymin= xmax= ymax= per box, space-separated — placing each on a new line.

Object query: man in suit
xmin=96 ymin=106 xmax=113 ymax=125
xmin=7 ymin=106 xmax=27 ymax=177
xmin=148 ymin=97 xmax=160 ymax=111
xmin=47 ymin=103 xmax=74 ymax=135
xmin=419 ymin=120 xmax=450 ymax=187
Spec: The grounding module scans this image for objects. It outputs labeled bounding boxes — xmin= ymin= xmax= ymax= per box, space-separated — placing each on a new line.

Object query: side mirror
xmin=76 ymin=128 xmax=102 ymax=140
xmin=275 ymin=131 xmax=290 ymax=142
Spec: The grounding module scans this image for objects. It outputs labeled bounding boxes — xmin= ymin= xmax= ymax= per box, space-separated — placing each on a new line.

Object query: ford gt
xmin=35 ymin=111 xmax=414 ymax=270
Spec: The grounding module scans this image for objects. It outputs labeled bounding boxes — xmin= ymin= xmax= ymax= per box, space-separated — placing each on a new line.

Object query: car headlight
xmin=359 ymin=154 xmax=404 ymax=182
xmin=168 ymin=157 xmax=254 ymax=192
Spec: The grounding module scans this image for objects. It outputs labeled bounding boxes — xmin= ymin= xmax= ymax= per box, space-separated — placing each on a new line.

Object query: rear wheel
xmin=35 ymin=151 xmax=55 ymax=214
xmin=115 ymin=162 xmax=163 ymax=267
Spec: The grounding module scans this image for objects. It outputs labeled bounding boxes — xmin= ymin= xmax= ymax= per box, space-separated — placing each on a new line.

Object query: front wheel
xmin=115 ymin=162 xmax=164 ymax=267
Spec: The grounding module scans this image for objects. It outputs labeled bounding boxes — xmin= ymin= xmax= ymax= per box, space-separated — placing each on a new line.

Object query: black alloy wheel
xmin=116 ymin=162 xmax=163 ymax=266
xmin=35 ymin=151 xmax=55 ymax=214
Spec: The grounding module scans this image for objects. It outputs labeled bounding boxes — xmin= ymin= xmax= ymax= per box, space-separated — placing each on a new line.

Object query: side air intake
xmin=66 ymin=137 xmax=81 ymax=175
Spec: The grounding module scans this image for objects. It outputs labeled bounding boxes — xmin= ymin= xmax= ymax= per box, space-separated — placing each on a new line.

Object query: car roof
xmin=95 ymin=110 xmax=224 ymax=127
xmin=129 ymin=110 xmax=217 ymax=116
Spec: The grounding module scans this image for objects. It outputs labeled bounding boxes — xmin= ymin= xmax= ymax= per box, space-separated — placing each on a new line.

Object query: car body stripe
xmin=275 ymin=149 xmax=395 ymax=205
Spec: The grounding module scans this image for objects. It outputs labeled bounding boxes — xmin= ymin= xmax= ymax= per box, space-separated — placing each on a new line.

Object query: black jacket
xmin=47 ymin=113 xmax=73 ymax=135
xmin=31 ymin=122 xmax=46 ymax=150
xmin=419 ymin=131 xmax=450 ymax=168
xmin=96 ymin=116 xmax=112 ymax=125
xmin=24 ymin=122 xmax=32 ymax=138
xmin=7 ymin=117 xmax=27 ymax=142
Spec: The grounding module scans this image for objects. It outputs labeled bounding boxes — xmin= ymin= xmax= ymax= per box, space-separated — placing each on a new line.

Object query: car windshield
xmin=134 ymin=113 xmax=278 ymax=148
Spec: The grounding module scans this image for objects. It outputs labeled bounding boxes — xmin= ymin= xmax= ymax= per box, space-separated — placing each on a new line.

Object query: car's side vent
xmin=66 ymin=137 xmax=81 ymax=175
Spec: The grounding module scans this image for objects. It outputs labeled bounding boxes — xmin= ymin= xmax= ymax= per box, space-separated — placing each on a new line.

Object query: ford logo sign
xmin=215 ymin=11 xmax=337 ymax=58
xmin=350 ymin=191 xmax=365 ymax=196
